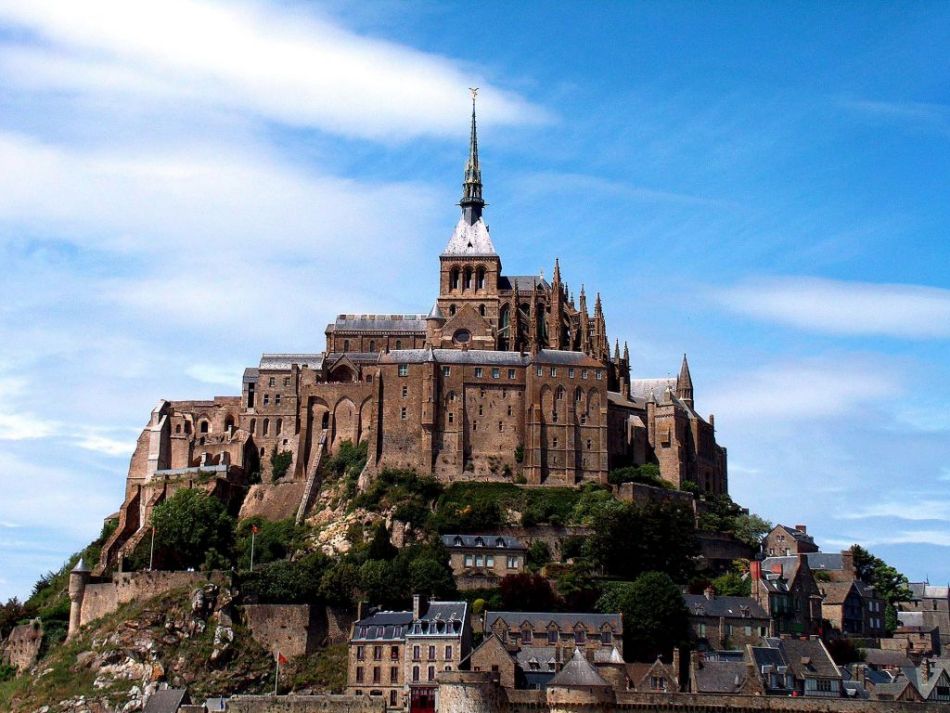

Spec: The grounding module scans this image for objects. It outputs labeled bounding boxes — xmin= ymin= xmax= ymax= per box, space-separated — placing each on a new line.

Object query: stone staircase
xmin=295 ymin=429 xmax=329 ymax=525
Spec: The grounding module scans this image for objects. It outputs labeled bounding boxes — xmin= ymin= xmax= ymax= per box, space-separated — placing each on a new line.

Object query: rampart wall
xmin=226 ymin=694 xmax=385 ymax=713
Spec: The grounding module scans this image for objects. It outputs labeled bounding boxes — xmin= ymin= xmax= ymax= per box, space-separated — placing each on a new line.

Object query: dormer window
xmin=454 ymin=536 xmax=464 ymax=547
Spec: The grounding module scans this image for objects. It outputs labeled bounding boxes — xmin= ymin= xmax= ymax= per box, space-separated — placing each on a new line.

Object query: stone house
xmin=689 ymin=650 xmax=764 ymax=695
xmin=682 ymin=588 xmax=769 ymax=651
xmin=899 ymin=583 xmax=949 ymax=654
xmin=347 ymin=596 xmax=469 ymax=711
xmin=625 ymin=658 xmax=679 ymax=692
xmin=804 ymin=551 xmax=857 ymax=582
xmin=899 ymin=660 xmax=950 ymax=703
xmin=751 ymin=557 xmax=822 ymax=636
xmin=484 ymin=611 xmax=623 ymax=662
xmin=439 ymin=534 xmax=525 ymax=589
xmin=763 ymin=524 xmax=818 ymax=556
xmin=819 ymin=580 xmax=885 ymax=638
xmin=750 ymin=636 xmax=842 ymax=697
xmin=890 ymin=612 xmax=940 ymax=660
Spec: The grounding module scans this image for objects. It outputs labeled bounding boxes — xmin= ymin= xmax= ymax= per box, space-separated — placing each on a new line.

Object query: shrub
xmin=607 ymin=464 xmax=671 ymax=489
xmin=234 ymin=517 xmax=306 ymax=570
xmin=325 ymin=440 xmax=368 ymax=479
xmin=499 ymin=574 xmax=560 ymax=611
xmin=241 ymin=551 xmax=329 ymax=603
xmin=597 ymin=572 xmax=689 ymax=662
xmin=514 ymin=445 xmax=524 ymax=463
xmin=526 ymin=541 xmax=551 ymax=572
xmin=150 ymin=489 xmax=235 ymax=570
xmin=270 ymin=447 xmax=293 ymax=481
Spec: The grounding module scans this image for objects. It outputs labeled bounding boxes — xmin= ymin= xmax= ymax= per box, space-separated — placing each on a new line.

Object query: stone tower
xmin=67 ymin=557 xmax=91 ymax=639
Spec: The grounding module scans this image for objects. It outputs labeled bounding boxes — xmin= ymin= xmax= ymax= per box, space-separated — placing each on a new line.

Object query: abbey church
xmin=96 ymin=99 xmax=727 ymax=572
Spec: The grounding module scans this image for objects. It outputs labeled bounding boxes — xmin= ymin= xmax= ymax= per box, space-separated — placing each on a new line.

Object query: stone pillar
xmin=437 ymin=671 xmax=501 ymax=713
xmin=68 ymin=558 xmax=91 ymax=639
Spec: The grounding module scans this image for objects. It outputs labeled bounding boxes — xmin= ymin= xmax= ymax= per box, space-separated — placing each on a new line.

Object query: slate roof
xmin=328 ymin=314 xmax=429 ymax=333
xmin=258 ymin=354 xmax=324 ymax=370
xmin=775 ymin=525 xmax=816 ymax=545
xmin=693 ymin=659 xmax=752 ymax=694
xmin=378 ymin=348 xmax=602 ymax=367
xmin=548 ymin=648 xmax=611 ymax=687
xmin=805 ymin=552 xmax=845 ymax=571
xmin=514 ymin=645 xmax=559 ymax=671
xmin=820 ymin=582 xmax=857 ymax=605
xmin=900 ymin=661 xmax=950 ymax=700
xmin=441 ymin=216 xmax=497 ymax=256
xmin=750 ymin=645 xmax=787 ymax=672
xmin=766 ymin=637 xmax=840 ymax=680
xmin=441 ymin=534 xmax=525 ymax=550
xmin=499 ymin=275 xmax=550 ymax=292
xmin=628 ymin=378 xmax=675 ymax=401
xmin=863 ymin=649 xmax=912 ymax=668
xmin=351 ymin=611 xmax=413 ymax=642
xmin=406 ymin=601 xmax=468 ymax=637
xmin=143 ymin=689 xmax=190 ymax=713
xmin=897 ymin=611 xmax=925 ymax=628
xmin=486 ymin=611 xmax=622 ymax=633
xmin=607 ymin=391 xmax=643 ymax=409
xmin=909 ymin=583 xmax=950 ymax=599
xmin=683 ymin=594 xmax=768 ymax=619
xmin=243 ymin=367 xmax=259 ymax=383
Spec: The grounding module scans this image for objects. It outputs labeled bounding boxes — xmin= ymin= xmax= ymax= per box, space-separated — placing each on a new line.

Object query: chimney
xmin=922 ymin=659 xmax=932 ymax=682
xmin=704 ymin=586 xmax=715 ymax=601
xmin=771 ymin=564 xmax=783 ymax=575
xmin=795 ymin=524 xmax=807 ymax=534
xmin=750 ymin=560 xmax=762 ymax=580
xmin=840 ymin=549 xmax=855 ymax=577
xmin=413 ymin=593 xmax=425 ymax=620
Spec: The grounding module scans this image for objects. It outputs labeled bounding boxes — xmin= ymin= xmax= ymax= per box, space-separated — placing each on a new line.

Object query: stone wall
xmin=80 ymin=570 xmax=229 ymax=627
xmin=617 ymin=481 xmax=695 ymax=509
xmin=226 ymin=694 xmax=385 ymax=713
xmin=1 ymin=619 xmax=43 ymax=671
xmin=243 ymin=605 xmax=314 ymax=658
xmin=239 ymin=482 xmax=307 ymax=522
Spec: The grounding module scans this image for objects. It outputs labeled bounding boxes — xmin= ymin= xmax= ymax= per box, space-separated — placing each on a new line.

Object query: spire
xmin=614 ymin=339 xmax=620 ymax=361
xmin=676 ymin=353 xmax=694 ymax=407
xmin=623 ymin=341 xmax=630 ymax=363
xmin=552 ymin=257 xmax=561 ymax=284
xmin=594 ymin=292 xmax=603 ymax=316
xmin=460 ymin=88 xmax=484 ymax=225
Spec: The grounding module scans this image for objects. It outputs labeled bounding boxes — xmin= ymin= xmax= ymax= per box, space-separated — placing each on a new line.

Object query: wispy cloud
xmin=839 ymin=499 xmax=950 ymax=522
xmin=0 ymin=0 xmax=545 ymax=141
xmin=715 ymin=277 xmax=950 ymax=339
xmin=186 ymin=363 xmax=248 ymax=388
xmin=841 ymin=98 xmax=950 ymax=135
xmin=825 ymin=530 xmax=950 ymax=549
xmin=705 ymin=357 xmax=898 ymax=421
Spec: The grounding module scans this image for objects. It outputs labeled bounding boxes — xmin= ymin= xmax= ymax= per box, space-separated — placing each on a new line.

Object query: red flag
xmin=252 ymin=525 xmax=260 ymax=534
xmin=277 ymin=651 xmax=288 ymax=666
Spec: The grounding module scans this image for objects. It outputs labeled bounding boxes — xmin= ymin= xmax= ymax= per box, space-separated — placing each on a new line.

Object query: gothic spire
xmin=460 ymin=88 xmax=484 ymax=225
xmin=614 ymin=339 xmax=620 ymax=361
xmin=676 ymin=353 xmax=694 ymax=407
xmin=623 ymin=341 xmax=630 ymax=363
xmin=552 ymin=257 xmax=561 ymax=284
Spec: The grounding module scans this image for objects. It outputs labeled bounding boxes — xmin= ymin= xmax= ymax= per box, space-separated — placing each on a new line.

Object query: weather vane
xmin=469 ymin=87 xmax=479 ymax=102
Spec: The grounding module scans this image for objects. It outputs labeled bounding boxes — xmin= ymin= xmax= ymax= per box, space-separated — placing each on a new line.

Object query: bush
xmin=234 ymin=517 xmax=306 ymax=570
xmin=270 ymin=447 xmax=293 ymax=481
xmin=241 ymin=551 xmax=329 ymax=603
xmin=597 ymin=572 xmax=689 ymax=661
xmin=526 ymin=541 xmax=551 ymax=572
xmin=607 ymin=464 xmax=671 ymax=489
xmin=325 ymin=440 xmax=368 ymax=479
xmin=150 ymin=489 xmax=235 ymax=570
xmin=499 ymin=574 xmax=560 ymax=611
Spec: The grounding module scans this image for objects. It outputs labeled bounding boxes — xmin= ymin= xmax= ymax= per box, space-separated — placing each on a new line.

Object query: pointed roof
xmin=459 ymin=88 xmax=485 ymax=224
xmin=442 ymin=215 xmax=497 ymax=256
xmin=677 ymin=353 xmax=693 ymax=392
xmin=72 ymin=557 xmax=90 ymax=573
xmin=549 ymin=648 xmax=611 ymax=687
xmin=426 ymin=301 xmax=445 ymax=321
xmin=552 ymin=257 xmax=561 ymax=283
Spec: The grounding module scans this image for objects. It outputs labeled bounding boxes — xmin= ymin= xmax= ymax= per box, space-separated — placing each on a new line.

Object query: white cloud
xmin=705 ymin=357 xmax=898 ymax=421
xmin=72 ymin=431 xmax=137 ymax=458
xmin=0 ymin=0 xmax=545 ymax=140
xmin=186 ymin=363 xmax=248 ymax=388
xmin=715 ymin=276 xmax=950 ymax=338
xmin=825 ymin=530 xmax=950 ymax=549
xmin=0 ymin=377 xmax=59 ymax=440
xmin=839 ymin=499 xmax=950 ymax=522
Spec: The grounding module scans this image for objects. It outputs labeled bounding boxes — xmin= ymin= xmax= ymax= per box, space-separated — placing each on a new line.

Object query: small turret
xmin=676 ymin=353 xmax=694 ymax=408
xmin=68 ymin=558 xmax=91 ymax=639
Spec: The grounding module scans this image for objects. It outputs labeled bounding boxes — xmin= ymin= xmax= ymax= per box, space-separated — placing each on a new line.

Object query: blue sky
xmin=1 ymin=1 xmax=949 ymax=600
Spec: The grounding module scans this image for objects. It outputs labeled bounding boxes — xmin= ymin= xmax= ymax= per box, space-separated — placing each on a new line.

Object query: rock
xmin=74 ymin=651 xmax=97 ymax=669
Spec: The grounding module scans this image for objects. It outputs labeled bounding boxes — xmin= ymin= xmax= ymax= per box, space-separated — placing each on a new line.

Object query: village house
xmin=682 ymin=587 xmax=770 ymax=651
xmin=750 ymin=557 xmax=822 ymax=637
xmin=439 ymin=534 xmax=525 ymax=589
xmin=819 ymin=580 xmax=886 ymax=637
xmin=749 ymin=636 xmax=842 ymax=697
xmin=763 ymin=524 xmax=818 ymax=556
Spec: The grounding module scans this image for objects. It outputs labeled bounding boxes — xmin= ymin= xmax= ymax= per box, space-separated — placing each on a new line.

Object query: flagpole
xmin=148 ymin=526 xmax=156 ymax=571
xmin=250 ymin=528 xmax=256 ymax=572
xmin=274 ymin=648 xmax=279 ymax=696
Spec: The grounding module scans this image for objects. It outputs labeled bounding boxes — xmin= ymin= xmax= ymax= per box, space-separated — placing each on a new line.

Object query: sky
xmin=1 ymin=0 xmax=949 ymax=601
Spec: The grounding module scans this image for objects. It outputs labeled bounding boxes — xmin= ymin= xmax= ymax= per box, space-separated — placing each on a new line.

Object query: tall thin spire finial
xmin=460 ymin=88 xmax=484 ymax=224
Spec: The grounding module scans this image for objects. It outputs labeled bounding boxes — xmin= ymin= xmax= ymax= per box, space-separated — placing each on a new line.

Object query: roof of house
xmin=548 ymin=648 xmax=611 ymax=688
xmin=863 ymin=649 xmax=912 ymax=668
xmin=773 ymin=525 xmax=816 ymax=545
xmin=900 ymin=661 xmax=950 ymax=700
xmin=750 ymin=646 xmax=787 ymax=672
xmin=351 ymin=611 xmax=413 ymax=641
xmin=514 ymin=645 xmax=559 ymax=671
xmin=485 ymin=611 xmax=622 ymax=633
xmin=805 ymin=552 xmax=845 ymax=571
xmin=328 ymin=314 xmax=428 ymax=333
xmin=897 ymin=611 xmax=925 ymax=628
xmin=628 ymin=378 xmax=675 ymax=401
xmin=766 ymin=637 xmax=841 ymax=680
xmin=259 ymin=353 xmax=325 ymax=370
xmin=143 ymin=689 xmax=190 ymax=713
xmin=692 ymin=659 xmax=753 ymax=694
xmin=820 ymin=582 xmax=858 ymax=605
xmin=441 ymin=534 xmax=525 ymax=550
xmin=407 ymin=601 xmax=468 ymax=637
xmin=908 ymin=583 xmax=950 ymax=599
xmin=498 ymin=275 xmax=549 ymax=292
xmin=683 ymin=594 xmax=769 ymax=620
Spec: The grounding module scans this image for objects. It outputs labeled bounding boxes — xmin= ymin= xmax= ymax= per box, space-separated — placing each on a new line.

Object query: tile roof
xmin=683 ymin=594 xmax=768 ymax=619
xmin=441 ymin=534 xmax=525 ymax=550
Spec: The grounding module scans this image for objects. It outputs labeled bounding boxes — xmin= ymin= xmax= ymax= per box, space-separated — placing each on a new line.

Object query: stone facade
xmin=1 ymin=619 xmax=43 ymax=672
xmin=899 ymin=584 xmax=949 ymax=654
xmin=98 ymin=101 xmax=729 ymax=573
xmin=441 ymin=534 xmax=525 ymax=590
xmin=683 ymin=589 xmax=770 ymax=651
xmin=751 ymin=557 xmax=823 ymax=637
xmin=764 ymin=524 xmax=818 ymax=556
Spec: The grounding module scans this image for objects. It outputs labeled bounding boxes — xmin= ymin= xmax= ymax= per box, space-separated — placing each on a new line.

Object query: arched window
xmin=276 ymin=418 xmax=282 ymax=434
xmin=343 ymin=339 xmax=350 ymax=352
xmin=479 ymin=304 xmax=486 ymax=317
xmin=450 ymin=268 xmax=460 ymax=291
xmin=476 ymin=267 xmax=486 ymax=290
xmin=263 ymin=418 xmax=270 ymax=436
xmin=369 ymin=340 xmax=376 ymax=352
xmin=464 ymin=267 xmax=473 ymax=290
xmin=449 ymin=304 xmax=456 ymax=316
xmin=199 ymin=420 xmax=209 ymax=434
xmin=225 ymin=415 xmax=235 ymax=433
xmin=249 ymin=418 xmax=256 ymax=435
xmin=175 ymin=424 xmax=181 ymax=434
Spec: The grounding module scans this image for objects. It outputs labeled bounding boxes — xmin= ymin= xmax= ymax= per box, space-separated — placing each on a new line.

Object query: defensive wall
xmin=242 ymin=604 xmax=354 ymax=658
xmin=226 ymin=694 xmax=385 ymax=713
xmin=0 ymin=619 xmax=43 ymax=671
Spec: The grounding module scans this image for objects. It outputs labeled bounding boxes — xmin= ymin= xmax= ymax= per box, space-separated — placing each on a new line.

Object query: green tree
xmin=409 ymin=558 xmax=457 ymax=599
xmin=710 ymin=570 xmax=750 ymax=597
xmin=234 ymin=517 xmax=306 ymax=570
xmin=359 ymin=560 xmax=404 ymax=608
xmin=150 ymin=489 xmax=235 ymax=570
xmin=851 ymin=545 xmax=912 ymax=635
xmin=732 ymin=512 xmax=772 ymax=548
xmin=270 ymin=447 xmax=293 ymax=481
xmin=367 ymin=522 xmax=398 ymax=561
xmin=597 ymin=572 xmax=689 ymax=662
xmin=526 ymin=541 xmax=551 ymax=572
xmin=499 ymin=574 xmax=560 ymax=611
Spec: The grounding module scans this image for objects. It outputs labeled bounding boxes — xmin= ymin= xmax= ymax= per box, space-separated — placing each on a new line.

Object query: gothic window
xmin=276 ymin=418 xmax=282 ymax=434
xmin=250 ymin=418 xmax=256 ymax=435
xmin=464 ymin=267 xmax=473 ymax=290
xmin=175 ymin=424 xmax=181 ymax=434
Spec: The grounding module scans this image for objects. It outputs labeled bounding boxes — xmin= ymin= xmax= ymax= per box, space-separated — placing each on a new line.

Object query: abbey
xmin=96 ymin=99 xmax=726 ymax=572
